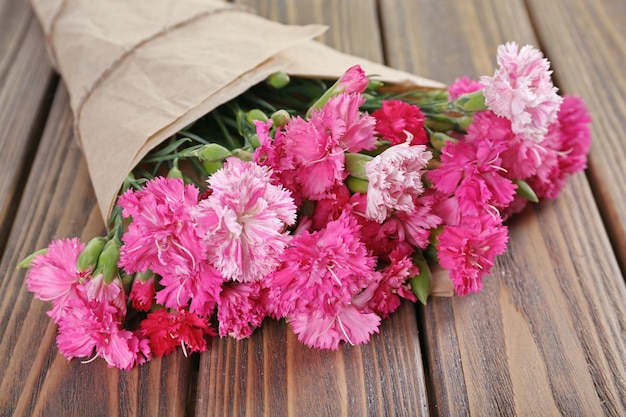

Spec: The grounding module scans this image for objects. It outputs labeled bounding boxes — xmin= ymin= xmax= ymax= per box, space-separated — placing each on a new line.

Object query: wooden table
xmin=1 ymin=0 xmax=625 ymax=416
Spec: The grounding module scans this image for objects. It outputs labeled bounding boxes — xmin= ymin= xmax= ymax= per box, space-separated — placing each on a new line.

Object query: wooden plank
xmin=0 ymin=13 xmax=56 ymax=257
xmin=379 ymin=0 xmax=626 ymax=415
xmin=0 ymin=84 xmax=193 ymax=416
xmin=524 ymin=0 xmax=626 ymax=272
xmin=0 ymin=0 xmax=33 ymax=85
xmin=193 ymin=1 xmax=430 ymax=416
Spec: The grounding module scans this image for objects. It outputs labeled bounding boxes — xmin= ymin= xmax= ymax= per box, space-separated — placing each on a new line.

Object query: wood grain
xmin=0 ymin=15 xmax=55 ymax=258
xmin=0 ymin=85 xmax=193 ymax=417
xmin=380 ymin=0 xmax=626 ymax=415
xmin=524 ymin=0 xmax=626 ymax=272
xmin=193 ymin=1 xmax=430 ymax=416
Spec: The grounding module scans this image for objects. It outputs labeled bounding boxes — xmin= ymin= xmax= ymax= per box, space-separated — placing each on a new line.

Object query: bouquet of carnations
xmin=23 ymin=1 xmax=591 ymax=371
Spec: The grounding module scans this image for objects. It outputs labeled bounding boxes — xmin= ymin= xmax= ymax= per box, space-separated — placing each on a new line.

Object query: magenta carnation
xmin=216 ymin=281 xmax=267 ymax=339
xmin=436 ymin=213 xmax=509 ymax=295
xmin=427 ymin=140 xmax=517 ymax=215
xmin=118 ymin=177 xmax=200 ymax=276
xmin=265 ymin=212 xmax=381 ymax=349
xmin=530 ymin=95 xmax=592 ymax=199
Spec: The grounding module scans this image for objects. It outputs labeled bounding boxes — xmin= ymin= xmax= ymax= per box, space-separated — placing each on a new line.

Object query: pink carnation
xmin=352 ymin=192 xmax=440 ymax=261
xmin=118 ymin=177 xmax=200 ymax=276
xmin=337 ymin=65 xmax=369 ymax=94
xmin=216 ymin=281 xmax=267 ymax=339
xmin=366 ymin=248 xmax=418 ymax=318
xmin=289 ymin=303 xmax=380 ymax=350
xmin=129 ymin=276 xmax=156 ymax=312
xmin=279 ymin=93 xmax=376 ymax=200
xmin=481 ymin=42 xmax=562 ymax=141
xmin=448 ymin=76 xmax=483 ymax=100
xmin=265 ymin=213 xmax=381 ymax=349
xmin=195 ymin=158 xmax=296 ymax=282
xmin=427 ymin=140 xmax=516 ymax=215
xmin=56 ymin=300 xmax=140 ymax=370
xmin=465 ymin=111 xmax=546 ymax=180
xmin=372 ymin=100 xmax=428 ymax=145
xmin=25 ymin=238 xmax=86 ymax=323
xmin=84 ymin=274 xmax=127 ymax=316
xmin=155 ymin=260 xmax=223 ymax=317
xmin=365 ymin=142 xmax=432 ymax=223
xmin=436 ymin=213 xmax=509 ymax=295
xmin=530 ymin=95 xmax=592 ymax=199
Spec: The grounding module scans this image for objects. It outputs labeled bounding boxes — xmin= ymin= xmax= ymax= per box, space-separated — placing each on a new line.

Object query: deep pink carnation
xmin=216 ymin=281 xmax=267 ymax=339
xmin=480 ymin=42 xmax=562 ymax=141
xmin=265 ymin=213 xmax=381 ymax=349
xmin=372 ymin=100 xmax=428 ymax=145
xmin=465 ymin=111 xmax=546 ymax=179
xmin=310 ymin=184 xmax=352 ymax=230
xmin=365 ymin=247 xmax=418 ymax=318
xmin=436 ymin=213 xmax=509 ymax=295
xmin=352 ymin=192 xmax=440 ymax=261
xmin=118 ymin=177 xmax=200 ymax=276
xmin=427 ymin=140 xmax=516 ymax=215
xmin=129 ymin=276 xmax=156 ymax=312
xmin=530 ymin=95 xmax=592 ymax=198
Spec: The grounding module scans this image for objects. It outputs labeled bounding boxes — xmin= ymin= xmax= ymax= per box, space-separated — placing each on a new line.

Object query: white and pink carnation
xmin=195 ymin=158 xmax=296 ymax=283
xmin=365 ymin=142 xmax=432 ymax=223
xmin=480 ymin=42 xmax=562 ymax=141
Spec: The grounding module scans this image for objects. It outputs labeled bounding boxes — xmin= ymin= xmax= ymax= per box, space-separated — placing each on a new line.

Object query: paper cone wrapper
xmin=31 ymin=0 xmax=453 ymax=296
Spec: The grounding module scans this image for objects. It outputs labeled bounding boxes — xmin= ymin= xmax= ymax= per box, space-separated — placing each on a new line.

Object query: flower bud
xmin=17 ymin=248 xmax=47 ymax=269
xmin=337 ymin=65 xmax=368 ymax=94
xmin=430 ymin=132 xmax=457 ymax=151
xmin=203 ymin=160 xmax=224 ymax=175
xmin=345 ymin=176 xmax=369 ymax=194
xmin=409 ymin=252 xmax=432 ymax=305
xmin=457 ymin=116 xmax=473 ymax=131
xmin=344 ymin=153 xmax=373 ymax=180
xmin=231 ymin=149 xmax=253 ymax=161
xmin=76 ymin=237 xmax=106 ymax=273
xmin=367 ymin=79 xmax=384 ymax=91
xmin=196 ymin=143 xmax=232 ymax=162
xmin=514 ymin=179 xmax=539 ymax=203
xmin=246 ymin=109 xmax=268 ymax=124
xmin=247 ymin=134 xmax=261 ymax=149
xmin=167 ymin=166 xmax=183 ymax=179
xmin=93 ymin=239 xmax=120 ymax=284
xmin=266 ymin=72 xmax=290 ymax=89
xmin=270 ymin=109 xmax=291 ymax=127
xmin=121 ymin=272 xmax=135 ymax=295
xmin=455 ymin=90 xmax=487 ymax=112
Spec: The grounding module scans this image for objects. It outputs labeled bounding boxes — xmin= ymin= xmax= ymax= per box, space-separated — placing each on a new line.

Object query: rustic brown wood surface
xmin=0 ymin=0 xmax=624 ymax=416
